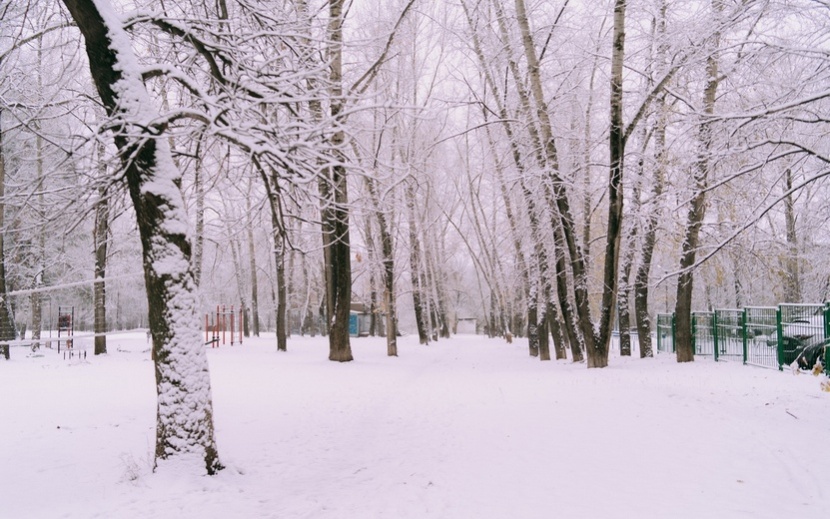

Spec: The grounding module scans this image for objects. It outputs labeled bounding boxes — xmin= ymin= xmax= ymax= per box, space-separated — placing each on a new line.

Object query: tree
xmin=322 ymin=0 xmax=354 ymax=362
xmin=0 ymin=106 xmax=15 ymax=345
xmin=93 ymin=143 xmax=109 ymax=355
xmin=674 ymin=0 xmax=723 ymax=363
xmin=61 ymin=0 xmax=221 ymax=474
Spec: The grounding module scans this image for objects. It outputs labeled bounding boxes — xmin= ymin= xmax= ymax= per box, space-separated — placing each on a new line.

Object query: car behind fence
xmin=656 ymin=303 xmax=830 ymax=373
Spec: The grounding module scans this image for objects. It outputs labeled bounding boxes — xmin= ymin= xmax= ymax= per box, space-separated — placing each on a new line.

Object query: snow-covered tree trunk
xmin=62 ymin=0 xmax=221 ymax=474
xmin=192 ymin=148 xmax=205 ymax=287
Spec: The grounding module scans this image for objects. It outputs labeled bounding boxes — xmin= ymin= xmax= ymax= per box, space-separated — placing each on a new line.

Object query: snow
xmin=1 ymin=332 xmax=828 ymax=519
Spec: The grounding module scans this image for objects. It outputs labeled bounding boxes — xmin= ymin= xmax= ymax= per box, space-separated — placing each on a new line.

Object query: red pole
xmin=230 ymin=305 xmax=235 ymax=346
xmin=239 ymin=305 xmax=243 ymax=345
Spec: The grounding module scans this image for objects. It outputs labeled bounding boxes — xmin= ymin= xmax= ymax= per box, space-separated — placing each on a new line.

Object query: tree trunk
xmin=365 ymin=173 xmax=397 ymax=355
xmin=256 ymin=157 xmax=288 ymax=351
xmin=406 ymin=180 xmax=430 ymax=345
xmin=245 ymin=181 xmax=260 ymax=337
xmin=546 ymin=298 xmax=569 ymax=360
xmin=275 ymin=235 xmax=287 ymax=351
xmin=93 ymin=178 xmax=109 ymax=355
xmin=675 ymin=3 xmax=721 ymax=363
xmin=326 ymin=0 xmax=353 ymax=362
xmin=537 ymin=287 xmax=551 ymax=361
xmin=192 ymin=144 xmax=205 ymax=287
xmin=633 ymin=0 xmax=668 ymax=360
xmin=31 ymin=80 xmax=45 ymax=347
xmin=63 ymin=0 xmax=221 ymax=474
xmin=590 ymin=0 xmax=627 ymax=368
xmin=0 ymin=107 xmax=15 ymax=343
xmin=783 ymin=168 xmax=800 ymax=302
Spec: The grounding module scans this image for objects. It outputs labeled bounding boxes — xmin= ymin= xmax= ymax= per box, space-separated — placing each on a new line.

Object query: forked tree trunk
xmin=62 ymin=0 xmax=221 ymax=474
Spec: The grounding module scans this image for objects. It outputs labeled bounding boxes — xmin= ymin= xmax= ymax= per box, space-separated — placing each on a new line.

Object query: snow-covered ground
xmin=1 ymin=332 xmax=828 ymax=519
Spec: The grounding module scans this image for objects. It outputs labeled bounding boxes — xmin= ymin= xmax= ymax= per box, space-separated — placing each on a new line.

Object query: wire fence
xmin=658 ymin=303 xmax=829 ymax=373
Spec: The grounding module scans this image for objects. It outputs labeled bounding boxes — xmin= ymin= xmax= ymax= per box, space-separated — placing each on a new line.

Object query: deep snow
xmin=1 ymin=332 xmax=828 ymax=519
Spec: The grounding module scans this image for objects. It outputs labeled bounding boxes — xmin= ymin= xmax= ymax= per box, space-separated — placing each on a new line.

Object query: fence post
xmin=671 ymin=312 xmax=676 ymax=353
xmin=691 ymin=313 xmax=697 ymax=355
xmin=825 ymin=303 xmax=830 ymax=375
xmin=741 ymin=308 xmax=747 ymax=365
xmin=657 ymin=315 xmax=663 ymax=352
xmin=713 ymin=310 xmax=720 ymax=362
xmin=776 ymin=307 xmax=784 ymax=371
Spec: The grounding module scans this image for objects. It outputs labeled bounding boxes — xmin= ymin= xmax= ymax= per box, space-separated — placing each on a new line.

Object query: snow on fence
xmin=657 ymin=303 xmax=830 ymax=373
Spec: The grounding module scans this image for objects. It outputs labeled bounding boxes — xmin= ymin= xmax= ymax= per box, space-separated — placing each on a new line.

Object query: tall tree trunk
xmin=93 ymin=144 xmax=109 ymax=355
xmin=597 ymin=0 xmax=627 ymax=368
xmin=246 ymin=181 xmax=260 ymax=336
xmin=546 ymin=297 xmax=569 ymax=360
xmin=326 ymin=0 xmax=353 ymax=362
xmin=783 ymin=168 xmax=800 ymax=302
xmin=63 ymin=0 xmax=221 ymax=473
xmin=365 ymin=172 xmax=397 ymax=355
xmin=31 ymin=49 xmax=45 ymax=347
xmin=192 ymin=142 xmax=205 ymax=287
xmin=537 ymin=287 xmax=551 ymax=361
xmin=675 ymin=2 xmax=721 ymax=363
xmin=634 ymin=0 xmax=668 ymax=359
xmin=256 ymin=157 xmax=288 ymax=351
xmin=0 ymin=107 xmax=15 ymax=344
xmin=406 ymin=181 xmax=429 ymax=345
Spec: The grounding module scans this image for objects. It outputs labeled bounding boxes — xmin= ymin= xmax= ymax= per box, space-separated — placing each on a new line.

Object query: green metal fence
xmin=744 ymin=307 xmax=778 ymax=369
xmin=714 ymin=309 xmax=744 ymax=362
xmin=658 ymin=303 xmax=829 ymax=374
xmin=826 ymin=304 xmax=830 ymax=373
xmin=656 ymin=313 xmax=674 ymax=353
xmin=778 ymin=304 xmax=826 ymax=368
xmin=692 ymin=312 xmax=715 ymax=357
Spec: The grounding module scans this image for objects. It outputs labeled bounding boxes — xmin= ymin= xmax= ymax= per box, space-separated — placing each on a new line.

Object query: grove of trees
xmin=2 ymin=0 xmax=829 ymax=471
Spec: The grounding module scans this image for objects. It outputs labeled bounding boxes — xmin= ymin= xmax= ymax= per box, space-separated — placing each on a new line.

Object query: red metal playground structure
xmin=205 ymin=305 xmax=243 ymax=347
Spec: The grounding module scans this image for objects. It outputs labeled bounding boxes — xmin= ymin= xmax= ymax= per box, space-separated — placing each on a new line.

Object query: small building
xmin=349 ymin=302 xmax=371 ymax=337
xmin=456 ymin=317 xmax=477 ymax=335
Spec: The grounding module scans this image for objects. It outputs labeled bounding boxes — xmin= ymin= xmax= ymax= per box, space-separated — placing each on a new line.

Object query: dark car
xmin=781 ymin=335 xmax=806 ymax=365
xmin=793 ymin=337 xmax=828 ymax=371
